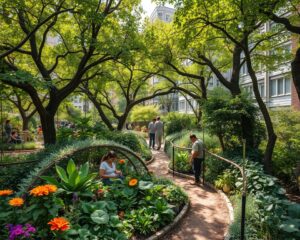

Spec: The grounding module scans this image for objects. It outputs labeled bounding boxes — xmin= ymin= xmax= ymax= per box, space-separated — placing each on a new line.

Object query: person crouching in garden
xmin=148 ymin=118 xmax=156 ymax=149
xmin=190 ymin=134 xmax=204 ymax=186
xmin=99 ymin=151 xmax=123 ymax=185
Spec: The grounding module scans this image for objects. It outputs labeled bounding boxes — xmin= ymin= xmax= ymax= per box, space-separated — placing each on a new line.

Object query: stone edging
xmin=145 ymin=155 xmax=155 ymax=165
xmin=146 ymin=200 xmax=190 ymax=240
xmin=167 ymin=168 xmax=234 ymax=239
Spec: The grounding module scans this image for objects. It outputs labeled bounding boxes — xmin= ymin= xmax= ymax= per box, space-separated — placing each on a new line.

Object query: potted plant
xmin=214 ymin=170 xmax=235 ymax=193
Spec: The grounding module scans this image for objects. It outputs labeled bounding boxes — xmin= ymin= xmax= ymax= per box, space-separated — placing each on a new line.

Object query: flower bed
xmin=0 ymin=159 xmax=188 ymax=240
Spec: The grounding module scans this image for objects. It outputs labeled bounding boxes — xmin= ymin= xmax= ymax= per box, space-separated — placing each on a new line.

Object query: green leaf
xmin=266 ymin=204 xmax=273 ymax=211
xmin=80 ymin=163 xmax=89 ymax=178
xmin=40 ymin=176 xmax=60 ymax=186
xmin=56 ymin=165 xmax=69 ymax=183
xmin=69 ymin=170 xmax=79 ymax=190
xmin=138 ymin=180 xmax=154 ymax=190
xmin=67 ymin=159 xmax=76 ymax=176
xmin=91 ymin=210 xmax=109 ymax=224
xmin=279 ymin=223 xmax=299 ymax=233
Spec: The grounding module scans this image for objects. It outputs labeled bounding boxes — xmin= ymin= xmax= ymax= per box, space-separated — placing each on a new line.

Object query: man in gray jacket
xmin=155 ymin=117 xmax=163 ymax=150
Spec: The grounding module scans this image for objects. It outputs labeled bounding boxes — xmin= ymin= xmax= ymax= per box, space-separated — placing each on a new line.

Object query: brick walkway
xmin=148 ymin=149 xmax=230 ymax=240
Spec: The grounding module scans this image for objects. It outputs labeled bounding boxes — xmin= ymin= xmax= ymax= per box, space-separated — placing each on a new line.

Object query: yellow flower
xmin=0 ymin=189 xmax=14 ymax=196
xmin=128 ymin=178 xmax=138 ymax=187
xmin=30 ymin=184 xmax=57 ymax=197
xmin=9 ymin=197 xmax=24 ymax=207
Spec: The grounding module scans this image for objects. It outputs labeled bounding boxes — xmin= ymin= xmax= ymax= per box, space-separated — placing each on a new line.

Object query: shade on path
xmin=148 ymin=149 xmax=230 ymax=240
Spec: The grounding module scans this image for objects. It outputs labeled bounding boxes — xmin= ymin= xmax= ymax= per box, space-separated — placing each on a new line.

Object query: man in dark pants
xmin=190 ymin=134 xmax=204 ymax=186
xmin=148 ymin=118 xmax=156 ymax=149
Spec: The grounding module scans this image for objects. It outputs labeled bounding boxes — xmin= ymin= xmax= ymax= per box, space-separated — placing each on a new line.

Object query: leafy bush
xmin=169 ymin=151 xmax=192 ymax=173
xmin=203 ymin=88 xmax=265 ymax=151
xmin=164 ymin=112 xmax=197 ymax=136
xmin=0 ymin=141 xmax=37 ymax=150
xmin=129 ymin=105 xmax=159 ymax=124
xmin=269 ymin=109 xmax=300 ymax=189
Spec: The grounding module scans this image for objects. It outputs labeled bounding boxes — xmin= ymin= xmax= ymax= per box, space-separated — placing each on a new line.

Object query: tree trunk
xmin=117 ymin=112 xmax=129 ymax=131
xmin=292 ymin=48 xmax=300 ymax=102
xmin=245 ymin=47 xmax=276 ymax=173
xmin=40 ymin=112 xmax=56 ymax=145
xmin=218 ymin=134 xmax=225 ymax=152
xmin=22 ymin=117 xmax=29 ymax=131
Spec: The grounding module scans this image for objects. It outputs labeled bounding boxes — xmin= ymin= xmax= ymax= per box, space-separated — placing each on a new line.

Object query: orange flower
xmin=9 ymin=197 xmax=24 ymax=207
xmin=128 ymin=178 xmax=138 ymax=187
xmin=48 ymin=217 xmax=70 ymax=231
xmin=97 ymin=189 xmax=104 ymax=194
xmin=44 ymin=184 xmax=57 ymax=193
xmin=119 ymin=159 xmax=125 ymax=164
xmin=0 ymin=189 xmax=14 ymax=196
xmin=30 ymin=184 xmax=57 ymax=197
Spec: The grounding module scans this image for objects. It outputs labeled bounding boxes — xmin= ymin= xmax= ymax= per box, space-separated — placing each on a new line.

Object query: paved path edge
xmin=146 ymin=201 xmax=191 ymax=240
xmin=167 ymin=168 xmax=234 ymax=239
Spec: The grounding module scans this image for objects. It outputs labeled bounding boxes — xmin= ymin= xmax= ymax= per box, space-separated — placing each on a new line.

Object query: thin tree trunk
xmin=245 ymin=47 xmax=276 ymax=173
xmin=292 ymin=48 xmax=300 ymax=102
xmin=218 ymin=134 xmax=225 ymax=152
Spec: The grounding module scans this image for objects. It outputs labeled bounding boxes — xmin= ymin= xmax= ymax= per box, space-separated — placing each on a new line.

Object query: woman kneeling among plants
xmin=99 ymin=151 xmax=123 ymax=185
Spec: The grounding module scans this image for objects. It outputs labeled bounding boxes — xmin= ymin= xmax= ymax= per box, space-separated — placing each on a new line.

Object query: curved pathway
xmin=148 ymin=149 xmax=230 ymax=240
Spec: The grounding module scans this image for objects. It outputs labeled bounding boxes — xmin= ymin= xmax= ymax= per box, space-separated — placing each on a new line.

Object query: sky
xmin=141 ymin=0 xmax=156 ymax=16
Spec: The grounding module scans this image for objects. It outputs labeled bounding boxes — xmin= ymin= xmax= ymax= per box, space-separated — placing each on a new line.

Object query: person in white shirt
xmin=154 ymin=117 xmax=164 ymax=150
xmin=189 ymin=134 xmax=204 ymax=186
xmin=99 ymin=151 xmax=122 ymax=185
xmin=148 ymin=118 xmax=156 ymax=149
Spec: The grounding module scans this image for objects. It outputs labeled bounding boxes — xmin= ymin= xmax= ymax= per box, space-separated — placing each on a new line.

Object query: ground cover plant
xmin=0 ymin=159 xmax=188 ymax=240
xmin=0 ymin=142 xmax=37 ymax=151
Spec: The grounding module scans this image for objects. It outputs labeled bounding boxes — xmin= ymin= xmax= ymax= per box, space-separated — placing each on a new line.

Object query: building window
xmin=157 ymin=12 xmax=163 ymax=19
xmin=245 ymin=85 xmax=254 ymax=97
xmin=179 ymin=100 xmax=185 ymax=111
xmin=258 ymin=82 xmax=265 ymax=98
xmin=187 ymin=101 xmax=193 ymax=111
xmin=241 ymin=62 xmax=248 ymax=75
xmin=166 ymin=14 xmax=170 ymax=21
xmin=270 ymin=77 xmax=291 ymax=97
xmin=285 ymin=78 xmax=291 ymax=94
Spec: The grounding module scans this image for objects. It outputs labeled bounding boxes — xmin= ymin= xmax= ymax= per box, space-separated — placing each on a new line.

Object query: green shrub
xmin=0 ymin=141 xmax=37 ymax=150
xmin=169 ymin=151 xmax=192 ymax=173
xmin=164 ymin=112 xmax=197 ymax=136
xmin=203 ymin=88 xmax=265 ymax=151
xmin=269 ymin=109 xmax=300 ymax=188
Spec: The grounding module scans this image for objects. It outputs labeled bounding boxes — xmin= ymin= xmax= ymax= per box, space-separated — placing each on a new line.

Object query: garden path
xmin=148 ymin=149 xmax=230 ymax=240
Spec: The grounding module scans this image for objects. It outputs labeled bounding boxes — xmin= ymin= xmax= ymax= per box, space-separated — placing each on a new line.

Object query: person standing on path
xmin=148 ymin=118 xmax=156 ymax=149
xmin=155 ymin=117 xmax=164 ymax=151
xmin=190 ymin=134 xmax=204 ymax=186
xmin=4 ymin=119 xmax=12 ymax=143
